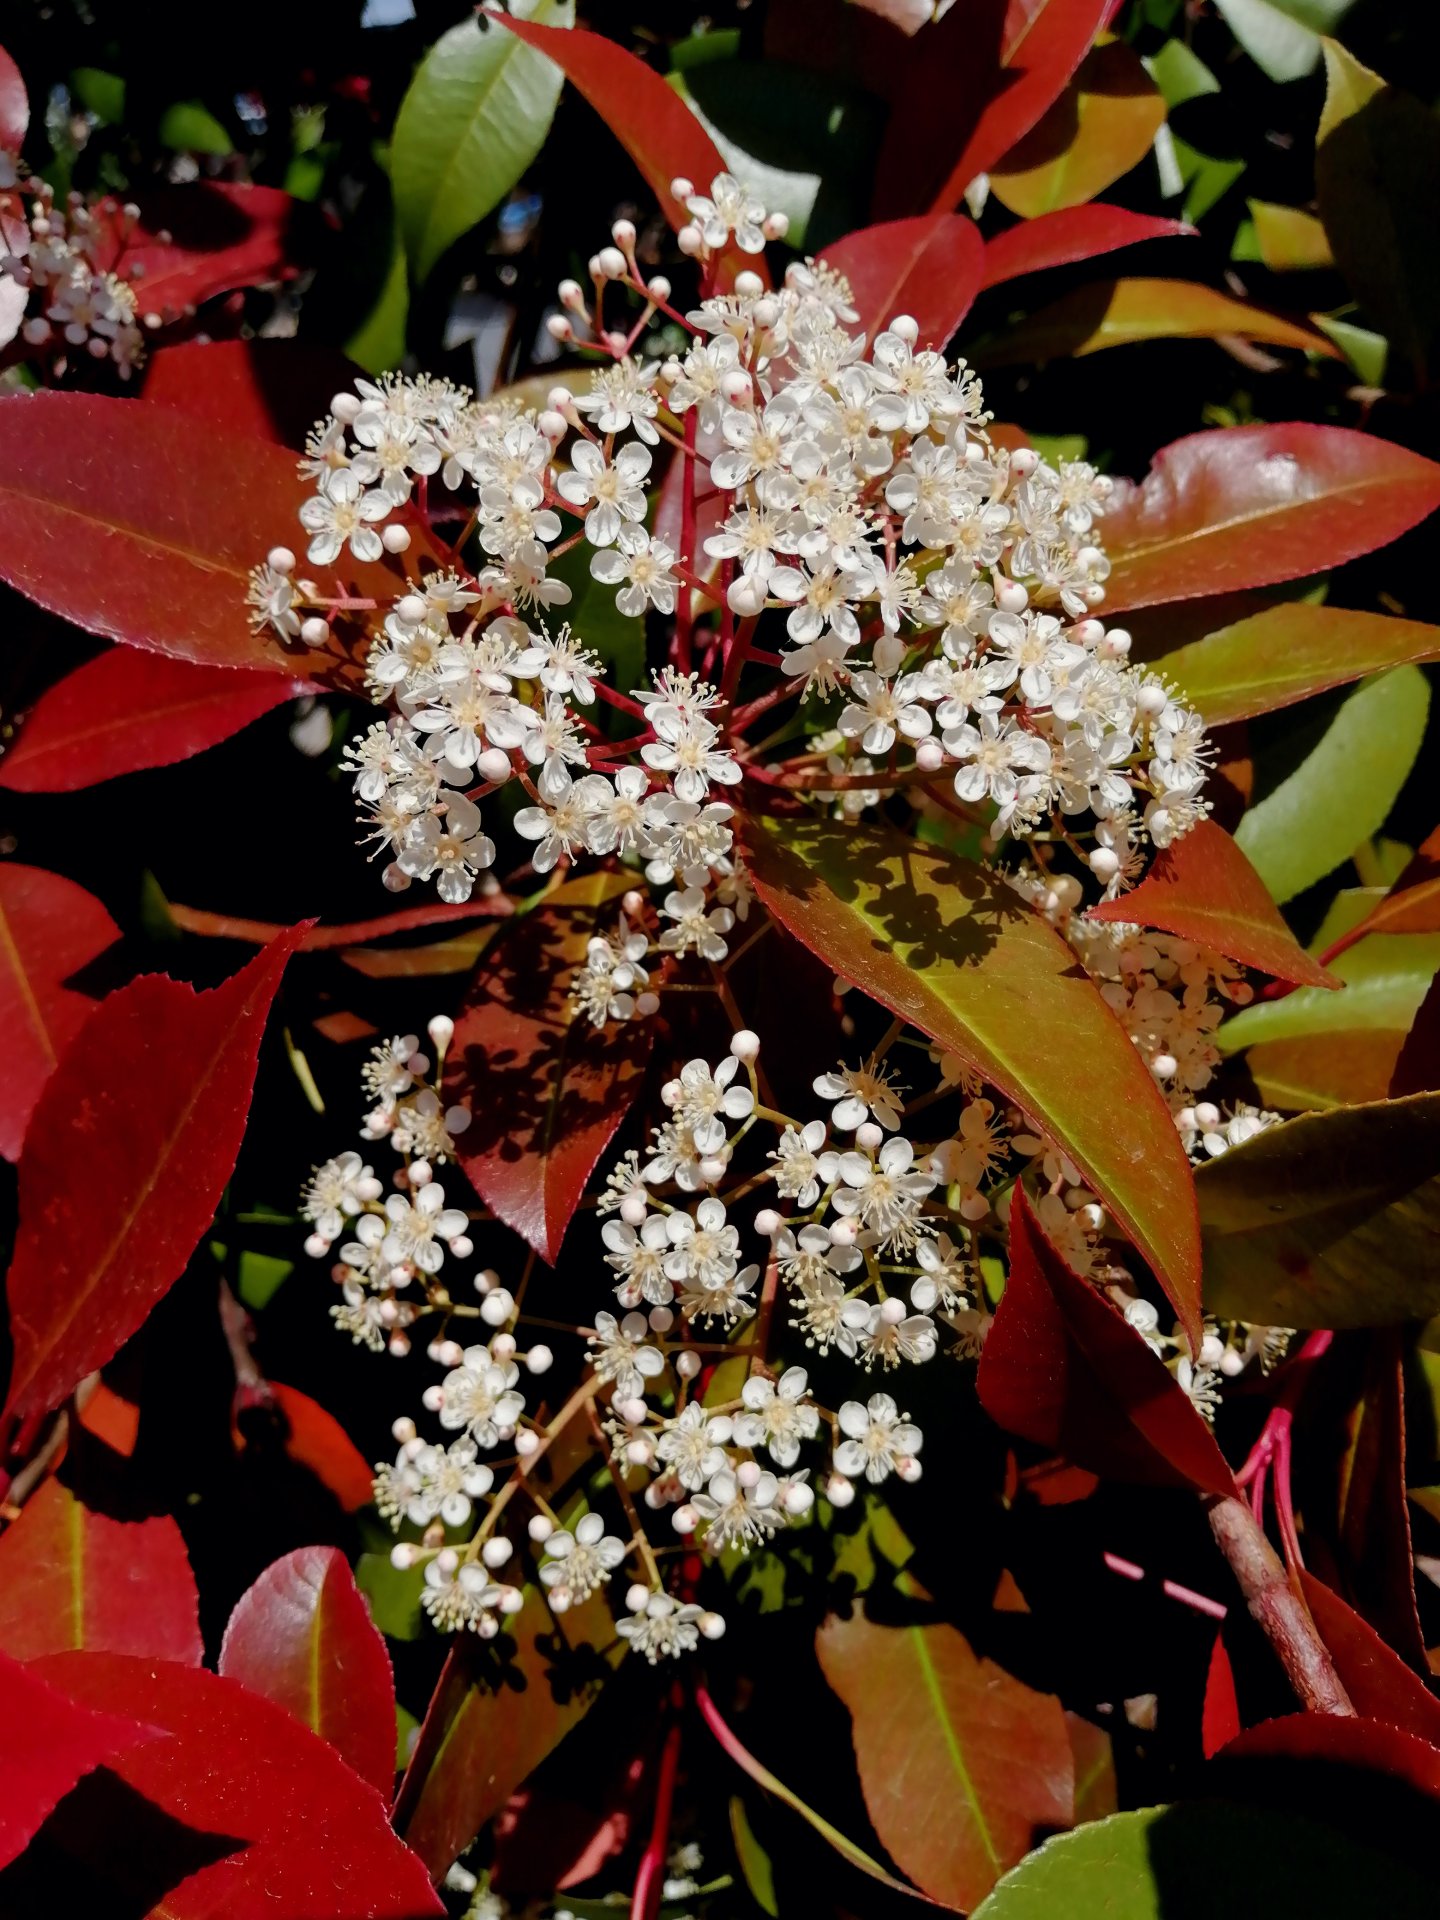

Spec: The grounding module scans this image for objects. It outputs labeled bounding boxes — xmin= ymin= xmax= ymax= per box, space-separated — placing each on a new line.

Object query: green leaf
xmin=236 ymin=1250 xmax=292 ymax=1311
xmin=356 ymin=1550 xmax=424 ymax=1642
xmin=1160 ymin=605 xmax=1440 ymax=726
xmin=1218 ymin=933 xmax=1440 ymax=1053
xmin=816 ymin=1612 xmax=1075 ymax=1911
xmin=1246 ymin=199 xmax=1334 ymax=271
xmin=1198 ymin=1092 xmax=1440 ymax=1328
xmin=1234 ymin=667 xmax=1429 ymax=904
xmin=729 ymin=1798 xmax=780 ymax=1917
xmin=71 ymin=68 xmax=125 ymax=125
xmin=972 ymin=278 xmax=1335 ymax=366
xmin=1145 ymin=42 xmax=1219 ymax=110
xmin=346 ymin=225 xmax=409 ymax=376
xmin=1310 ymin=314 xmax=1389 ymax=385
xmin=1316 ymin=41 xmax=1440 ymax=385
xmin=157 ymin=101 xmax=233 ymax=156
xmin=1214 ymin=0 xmax=1359 ymax=84
xmin=972 ymin=1803 xmax=1437 ymax=1917
xmin=391 ymin=0 xmax=573 ymax=283
xmin=744 ymin=815 xmax=1203 ymax=1344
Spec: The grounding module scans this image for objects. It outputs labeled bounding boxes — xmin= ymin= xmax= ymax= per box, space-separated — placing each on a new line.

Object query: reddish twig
xmin=1204 ymin=1493 xmax=1355 ymax=1716
xmin=631 ymin=1709 xmax=683 ymax=1920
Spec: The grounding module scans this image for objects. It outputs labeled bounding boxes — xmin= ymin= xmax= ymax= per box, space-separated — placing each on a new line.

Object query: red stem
xmin=675 ymin=411 xmax=699 ymax=673
xmin=631 ymin=1711 xmax=683 ymax=1920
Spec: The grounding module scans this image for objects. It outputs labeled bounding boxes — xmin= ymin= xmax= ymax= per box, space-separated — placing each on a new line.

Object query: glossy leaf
xmin=29 ymin=1650 xmax=444 ymax=1917
xmin=0 ymin=42 xmax=26 ymax=149
xmin=0 ymin=1477 xmax=201 ymax=1663
xmin=392 ymin=1 xmax=572 ymax=283
xmin=341 ymin=926 xmax=499 ymax=979
xmin=115 ymin=183 xmax=302 ymax=323
xmin=745 ymin=815 xmax=1202 ymax=1345
xmin=970 ymin=1801 xmax=1437 ymax=1918
xmin=263 ymin=1382 xmax=377 ymax=1513
xmin=821 ymin=212 xmax=984 ymax=348
xmin=990 ymin=42 xmax=1165 ymax=219
xmin=1219 ymin=934 xmax=1440 ymax=1055
xmin=1197 ymin=1092 xmax=1440 ymax=1328
xmin=1234 ymin=667 xmax=1430 ymax=904
xmin=1160 ymin=604 xmax=1440 ymax=728
xmin=447 ymin=871 xmax=651 ymax=1264
xmin=694 ymin=1681 xmax=940 ymax=1904
xmin=0 ymin=649 xmax=307 ymax=793
xmin=1391 ymin=971 xmax=1440 ymax=1097
xmin=1316 ymin=41 xmax=1440 ymax=387
xmin=1323 ymin=824 xmax=1440 ymax=961
xmin=1212 ymin=1711 xmax=1440 ymax=1805
xmin=980 ymin=206 xmax=1192 ymax=289
xmin=220 ymin=1547 xmax=396 ymax=1796
xmin=1248 ymin=200 xmax=1334 ymax=271
xmin=0 ymin=393 xmax=324 ymax=676
xmin=142 ymin=339 xmax=365 ymax=449
xmin=397 ymin=1583 xmax=618 ymax=1876
xmin=1246 ymin=1030 xmax=1409 ymax=1112
xmin=0 ymin=863 xmax=119 ymax=1161
xmin=916 ymin=0 xmax=1112 ymax=211
xmin=1086 ymin=822 xmax=1334 ymax=988
xmin=0 ymin=1648 xmax=159 ymax=1871
xmin=1202 ymin=1634 xmax=1242 ymax=1759
xmin=1216 ymin=0 xmax=1357 ymax=83
xmin=2 ymin=926 xmax=306 ymax=1424
xmin=973 ymin=278 xmax=1336 ymax=366
xmin=978 ymin=1186 xmax=1234 ymax=1495
xmin=816 ymin=1607 xmax=1074 ymax=1911
xmin=166 ymin=897 xmax=511 ymax=949
xmin=1333 ymin=1333 xmax=1427 ymax=1670
xmin=490 ymin=11 xmax=726 ymax=232
xmin=1102 ymin=423 xmax=1440 ymax=611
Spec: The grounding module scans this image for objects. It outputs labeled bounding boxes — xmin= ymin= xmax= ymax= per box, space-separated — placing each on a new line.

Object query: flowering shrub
xmin=1 ymin=7 xmax=1440 ymax=1919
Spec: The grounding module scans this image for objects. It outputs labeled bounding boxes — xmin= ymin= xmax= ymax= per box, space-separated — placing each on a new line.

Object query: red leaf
xmin=1086 ymin=821 xmax=1338 ymax=989
xmin=815 ymin=1609 xmax=1075 ymax=1910
xmin=487 ymin=12 xmax=726 ymax=232
xmin=220 ymin=1547 xmax=396 ymax=1797
xmin=0 ymin=1477 xmax=201 ymax=1663
xmin=1202 ymin=1630 xmax=1242 ymax=1759
xmin=881 ymin=0 xmax=1111 ymax=214
xmin=1334 ymin=1334 xmax=1427 ymax=1671
xmin=1301 ymin=1573 xmax=1440 ymax=1746
xmin=1213 ymin=1711 xmax=1440 ymax=1801
xmin=29 ymin=1650 xmax=444 ymax=1917
xmin=1103 ymin=424 xmax=1440 ymax=612
xmin=821 ymin=212 xmax=985 ymax=347
xmin=977 ymin=1186 xmax=1234 ymax=1496
xmin=0 ymin=648 xmax=308 ymax=793
xmin=0 ymin=42 xmax=26 ymax=150
xmin=168 ymin=895 xmax=512 ymax=949
xmin=1322 ymin=824 xmax=1440 ymax=966
xmin=1392 ymin=971 xmax=1440 ymax=1098
xmin=112 ymin=183 xmax=303 ymax=324
xmin=981 ymin=206 xmax=1194 ymax=289
xmin=447 ymin=872 xmax=651 ymax=1263
xmin=2 ymin=925 xmax=308 ymax=1425
xmin=0 ymin=1647 xmax=160 ymax=1871
xmin=142 ymin=339 xmax=366 ymax=451
xmin=0 ymin=863 xmax=119 ymax=1161
xmin=0 ymin=392 xmax=314 ymax=675
xmin=262 ymin=1382 xmax=378 ymax=1513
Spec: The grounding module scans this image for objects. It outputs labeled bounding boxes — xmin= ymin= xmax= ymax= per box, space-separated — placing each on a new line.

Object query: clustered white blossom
xmin=0 ymin=162 xmax=149 ymax=376
xmin=284 ymin=176 xmax=1278 ymax=1655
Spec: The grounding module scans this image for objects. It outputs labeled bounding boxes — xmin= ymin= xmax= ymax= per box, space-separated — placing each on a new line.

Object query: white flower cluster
xmin=251 ymin=171 xmax=1214 ymax=952
xmin=0 ymin=167 xmax=147 ymax=376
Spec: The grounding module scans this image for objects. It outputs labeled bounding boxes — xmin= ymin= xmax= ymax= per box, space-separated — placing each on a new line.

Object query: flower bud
xmin=1089 ymin=847 xmax=1120 ymax=884
xmin=390 ymin=1543 xmax=418 ymax=1570
xmin=611 ymin=218 xmax=637 ymax=249
xmin=545 ymin=314 xmax=573 ymax=343
xmin=1009 ymin=446 xmax=1040 ymax=478
xmin=514 ymin=1428 xmax=539 ymax=1456
xmin=490 ymin=1332 xmax=517 ymax=1361
xmin=855 ymin=1121 xmax=883 ymax=1152
xmin=677 ymin=223 xmax=704 ymax=256
xmin=480 ymin=1287 xmax=514 ymax=1327
xmin=481 ymin=1536 xmax=513 ymax=1568
xmin=763 ymin=211 xmax=790 ymax=240
xmin=719 ymin=367 xmax=752 ymax=404
xmin=382 ymin=523 xmax=412 ymax=553
xmin=673 ymin=1504 xmax=699 ymax=1534
xmin=626 ymin=1582 xmax=652 ymax=1612
xmin=1098 ymin=626 xmax=1131 ymax=660
xmin=826 ymin=1472 xmax=855 ymax=1509
xmin=729 ymin=1028 xmax=761 ymax=1062
xmin=994 ymin=578 xmax=1029 ymax=615
xmin=528 ymin=1514 xmax=553 ymax=1543
xmin=300 ymin=616 xmax=330 ymax=647
xmin=332 ymin=391 xmax=361 ymax=422
xmin=647 ymin=275 xmax=672 ymax=302
xmin=670 ymin=176 xmax=695 ymax=203
xmin=889 ymin=313 xmax=919 ymax=345
xmin=754 ymin=1208 xmax=782 ymax=1237
xmin=734 ymin=270 xmax=764 ymax=299
xmin=597 ymin=245 xmax=627 ymax=280
xmin=915 ymin=738 xmax=944 ymax=772
xmin=621 ymin=1192 xmax=648 ymax=1225
xmin=526 ymin=1344 xmax=554 ymax=1375
xmin=267 ymin=545 xmax=296 ymax=574
xmin=675 ymin=1349 xmax=701 ymax=1378
xmin=699 ymin=1610 xmax=727 ymax=1640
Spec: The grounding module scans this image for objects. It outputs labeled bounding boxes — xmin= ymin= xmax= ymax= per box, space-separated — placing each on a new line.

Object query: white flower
xmin=691 ymin=1467 xmax=786 ymax=1553
xmin=589 ymin=1310 xmax=665 ymax=1400
xmin=768 ymin=1120 xmax=830 ymax=1207
xmin=662 ymin=1056 xmax=754 ymax=1154
xmin=540 ymin=1512 xmax=626 ymax=1603
xmin=813 ymin=1057 xmax=905 ymax=1132
xmin=834 ymin=1393 xmax=923 ymax=1483
xmin=641 ymin=711 xmax=741 ymax=805
xmin=380 ymin=1180 xmax=470 ymax=1275
xmin=733 ymin=1367 xmax=818 ymax=1468
xmin=684 ymin=172 xmax=768 ymax=254
xmin=298 ymin=467 xmax=391 ymax=565
xmin=603 ymin=1211 xmax=674 ymax=1308
xmin=837 ymin=670 xmax=932 ymax=757
xmin=831 ymin=1137 xmax=937 ymax=1252
xmin=301 ymin=1150 xmax=381 ymax=1242
xmin=655 ymin=1402 xmax=730 ymax=1491
xmin=438 ymin=1344 xmax=526 ymax=1446
xmin=399 ymin=794 xmax=496 ymax=903
xmin=556 ymin=437 xmax=651 ymax=547
xmin=617 ymin=1592 xmax=706 ymax=1662
xmin=590 ymin=532 xmax=679 ymax=617
xmin=400 ymin=1440 xmax=494 ymax=1528
xmin=658 ymin=886 xmax=734 ymax=961
xmin=945 ymin=713 xmax=1052 ymax=807
xmin=514 ymin=766 xmax=605 ymax=873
